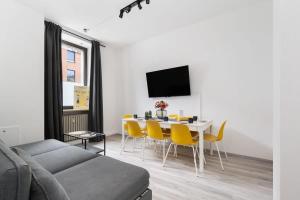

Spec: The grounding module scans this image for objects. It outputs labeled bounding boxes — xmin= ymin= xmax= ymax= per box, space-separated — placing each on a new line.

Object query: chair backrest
xmin=146 ymin=120 xmax=163 ymax=140
xmin=127 ymin=121 xmax=143 ymax=137
xmin=217 ymin=121 xmax=227 ymax=141
xmin=168 ymin=114 xmax=179 ymax=121
xmin=170 ymin=124 xmax=194 ymax=145
xmin=123 ymin=114 xmax=133 ymax=119
xmin=168 ymin=114 xmax=192 ymax=121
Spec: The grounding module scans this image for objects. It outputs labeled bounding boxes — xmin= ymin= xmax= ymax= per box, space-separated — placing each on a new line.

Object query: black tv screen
xmin=146 ymin=66 xmax=191 ymax=97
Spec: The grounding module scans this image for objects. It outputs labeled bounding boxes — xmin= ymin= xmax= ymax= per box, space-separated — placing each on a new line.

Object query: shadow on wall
xmin=205 ymin=125 xmax=273 ymax=160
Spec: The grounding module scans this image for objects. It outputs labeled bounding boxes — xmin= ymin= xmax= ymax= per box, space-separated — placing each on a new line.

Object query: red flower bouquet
xmin=155 ymin=100 xmax=169 ymax=111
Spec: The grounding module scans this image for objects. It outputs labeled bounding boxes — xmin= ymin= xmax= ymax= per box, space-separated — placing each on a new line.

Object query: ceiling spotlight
xmin=119 ymin=10 xmax=124 ymax=18
xmin=138 ymin=1 xmax=142 ymax=9
xmin=125 ymin=6 xmax=131 ymax=13
xmin=119 ymin=0 xmax=150 ymax=19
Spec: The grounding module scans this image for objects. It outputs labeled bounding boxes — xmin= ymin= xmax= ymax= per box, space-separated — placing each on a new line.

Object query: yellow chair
xmin=168 ymin=114 xmax=180 ymax=121
xmin=123 ymin=114 xmax=133 ymax=133
xmin=123 ymin=114 xmax=146 ymax=133
xmin=168 ymin=114 xmax=192 ymax=121
xmin=146 ymin=120 xmax=170 ymax=161
xmin=163 ymin=124 xmax=202 ymax=176
xmin=125 ymin=121 xmax=147 ymax=160
xmin=204 ymin=121 xmax=227 ymax=170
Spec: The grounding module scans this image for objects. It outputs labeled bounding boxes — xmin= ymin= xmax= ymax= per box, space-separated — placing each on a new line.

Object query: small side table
xmin=64 ymin=131 xmax=106 ymax=155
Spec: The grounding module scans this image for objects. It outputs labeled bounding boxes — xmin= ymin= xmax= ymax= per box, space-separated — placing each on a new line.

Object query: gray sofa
xmin=0 ymin=138 xmax=151 ymax=200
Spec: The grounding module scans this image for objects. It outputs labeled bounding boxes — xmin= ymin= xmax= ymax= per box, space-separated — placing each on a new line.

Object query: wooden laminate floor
xmin=94 ymin=135 xmax=273 ymax=200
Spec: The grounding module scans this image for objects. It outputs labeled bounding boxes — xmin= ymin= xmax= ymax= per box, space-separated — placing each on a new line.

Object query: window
xmin=62 ymin=40 xmax=88 ymax=109
xmin=67 ymin=50 xmax=75 ymax=62
xmin=67 ymin=69 xmax=75 ymax=82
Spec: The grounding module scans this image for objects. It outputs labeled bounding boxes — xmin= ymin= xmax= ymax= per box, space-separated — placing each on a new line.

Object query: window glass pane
xmin=67 ymin=69 xmax=75 ymax=82
xmin=67 ymin=50 xmax=75 ymax=62
xmin=62 ymin=42 xmax=88 ymax=107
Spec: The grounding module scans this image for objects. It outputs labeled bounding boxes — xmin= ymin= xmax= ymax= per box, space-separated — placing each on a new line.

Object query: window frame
xmin=62 ymin=40 xmax=88 ymax=110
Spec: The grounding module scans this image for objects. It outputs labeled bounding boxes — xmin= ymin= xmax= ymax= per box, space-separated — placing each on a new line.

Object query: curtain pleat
xmin=44 ymin=21 xmax=63 ymax=141
xmin=88 ymin=41 xmax=103 ymax=133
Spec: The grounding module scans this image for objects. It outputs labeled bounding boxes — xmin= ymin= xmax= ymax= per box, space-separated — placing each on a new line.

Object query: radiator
xmin=63 ymin=113 xmax=88 ymax=133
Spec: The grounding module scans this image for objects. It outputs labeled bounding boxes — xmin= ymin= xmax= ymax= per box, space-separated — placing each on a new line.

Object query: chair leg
xmin=192 ymin=146 xmax=198 ymax=176
xmin=142 ymin=137 xmax=146 ymax=161
xmin=132 ymin=138 xmax=136 ymax=152
xmin=222 ymin=141 xmax=228 ymax=160
xmin=163 ymin=140 xmax=166 ymax=161
xmin=210 ymin=142 xmax=213 ymax=155
xmin=163 ymin=143 xmax=173 ymax=167
xmin=173 ymin=144 xmax=178 ymax=157
xmin=173 ymin=144 xmax=176 ymax=157
xmin=123 ymin=136 xmax=129 ymax=151
xmin=215 ymin=142 xmax=224 ymax=170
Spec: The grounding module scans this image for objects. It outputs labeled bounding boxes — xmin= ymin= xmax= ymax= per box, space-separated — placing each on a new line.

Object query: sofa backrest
xmin=0 ymin=139 xmax=31 ymax=200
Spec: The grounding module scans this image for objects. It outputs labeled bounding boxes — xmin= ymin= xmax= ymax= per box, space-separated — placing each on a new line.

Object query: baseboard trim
xmin=206 ymin=149 xmax=273 ymax=163
xmin=111 ymin=133 xmax=273 ymax=163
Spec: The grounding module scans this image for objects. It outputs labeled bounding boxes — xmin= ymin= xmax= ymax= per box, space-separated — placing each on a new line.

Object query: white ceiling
xmin=16 ymin=0 xmax=261 ymax=46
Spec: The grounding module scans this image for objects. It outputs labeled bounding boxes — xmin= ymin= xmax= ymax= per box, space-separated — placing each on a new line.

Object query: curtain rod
xmin=62 ymin=29 xmax=106 ymax=48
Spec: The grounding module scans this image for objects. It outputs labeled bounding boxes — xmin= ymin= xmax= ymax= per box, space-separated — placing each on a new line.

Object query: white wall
xmin=0 ymin=0 xmax=44 ymax=145
xmin=275 ymin=0 xmax=300 ymax=199
xmin=120 ymin=1 xmax=273 ymax=160
xmin=101 ymin=46 xmax=123 ymax=135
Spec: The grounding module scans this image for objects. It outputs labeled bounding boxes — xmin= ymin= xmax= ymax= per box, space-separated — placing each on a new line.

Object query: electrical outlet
xmin=0 ymin=126 xmax=20 ymax=146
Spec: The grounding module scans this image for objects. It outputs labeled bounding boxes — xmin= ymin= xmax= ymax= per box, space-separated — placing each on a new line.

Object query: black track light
xmin=125 ymin=6 xmax=131 ymax=13
xmin=119 ymin=10 xmax=124 ymax=18
xmin=138 ymin=1 xmax=142 ymax=9
xmin=119 ymin=0 xmax=150 ymax=18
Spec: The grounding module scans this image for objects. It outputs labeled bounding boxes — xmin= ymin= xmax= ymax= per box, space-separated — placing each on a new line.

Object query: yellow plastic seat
xmin=163 ymin=124 xmax=203 ymax=176
xmin=123 ymin=114 xmax=133 ymax=132
xmin=204 ymin=121 xmax=227 ymax=170
xmin=168 ymin=114 xmax=192 ymax=121
xmin=127 ymin=121 xmax=145 ymax=138
xmin=123 ymin=114 xmax=146 ymax=133
xmin=146 ymin=120 xmax=170 ymax=161
xmin=125 ymin=121 xmax=147 ymax=160
xmin=191 ymin=131 xmax=199 ymax=138
xmin=203 ymin=134 xmax=218 ymax=142
xmin=168 ymin=114 xmax=180 ymax=121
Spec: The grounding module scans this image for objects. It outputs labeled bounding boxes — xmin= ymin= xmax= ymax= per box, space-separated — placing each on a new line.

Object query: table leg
xmin=104 ymin=135 xmax=106 ymax=156
xmin=84 ymin=139 xmax=87 ymax=149
xmin=199 ymin=127 xmax=204 ymax=173
xmin=121 ymin=120 xmax=125 ymax=154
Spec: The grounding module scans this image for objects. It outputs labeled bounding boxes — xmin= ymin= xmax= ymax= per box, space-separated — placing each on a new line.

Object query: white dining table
xmin=121 ymin=118 xmax=212 ymax=174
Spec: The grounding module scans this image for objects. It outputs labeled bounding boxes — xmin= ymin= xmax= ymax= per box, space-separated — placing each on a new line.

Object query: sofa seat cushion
xmin=33 ymin=146 xmax=98 ymax=174
xmin=14 ymin=148 xmax=70 ymax=200
xmin=14 ymin=139 xmax=70 ymax=156
xmin=0 ymin=141 xmax=31 ymax=200
xmin=55 ymin=156 xmax=150 ymax=200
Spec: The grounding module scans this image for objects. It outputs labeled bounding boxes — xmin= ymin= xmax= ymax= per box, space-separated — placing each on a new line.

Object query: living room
xmin=0 ymin=0 xmax=299 ymax=200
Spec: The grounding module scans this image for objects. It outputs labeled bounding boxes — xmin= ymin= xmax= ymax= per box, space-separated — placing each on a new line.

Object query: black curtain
xmin=44 ymin=21 xmax=64 ymax=141
xmin=88 ymin=41 xmax=104 ymax=133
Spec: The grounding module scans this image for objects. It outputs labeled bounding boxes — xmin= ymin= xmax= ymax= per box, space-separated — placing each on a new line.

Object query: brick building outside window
xmin=62 ymin=45 xmax=82 ymax=83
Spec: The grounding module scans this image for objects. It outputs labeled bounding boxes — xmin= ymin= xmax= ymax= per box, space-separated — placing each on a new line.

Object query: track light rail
xmin=119 ymin=0 xmax=150 ymax=18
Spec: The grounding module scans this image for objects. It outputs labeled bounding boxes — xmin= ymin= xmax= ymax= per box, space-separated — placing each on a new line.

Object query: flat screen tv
xmin=146 ymin=66 xmax=191 ymax=97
